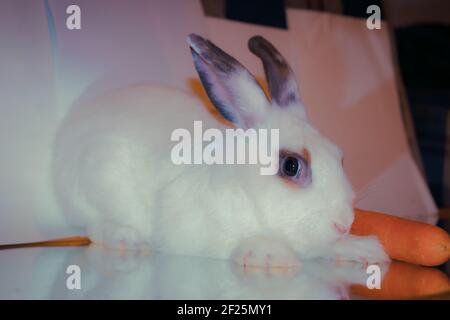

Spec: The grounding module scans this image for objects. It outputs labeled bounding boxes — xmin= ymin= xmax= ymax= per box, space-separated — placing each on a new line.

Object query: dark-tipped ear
xmin=248 ymin=35 xmax=303 ymax=111
xmin=187 ymin=34 xmax=269 ymax=128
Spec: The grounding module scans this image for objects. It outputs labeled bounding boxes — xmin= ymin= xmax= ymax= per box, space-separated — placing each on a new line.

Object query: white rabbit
xmin=52 ymin=34 xmax=389 ymax=267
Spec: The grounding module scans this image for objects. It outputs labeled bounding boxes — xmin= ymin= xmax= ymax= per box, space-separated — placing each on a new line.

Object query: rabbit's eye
xmin=279 ymin=150 xmax=312 ymax=187
xmin=282 ymin=157 xmax=300 ymax=177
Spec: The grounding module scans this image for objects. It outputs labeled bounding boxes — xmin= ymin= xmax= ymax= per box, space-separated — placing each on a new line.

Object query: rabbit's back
xmin=52 ymin=85 xmax=215 ymax=229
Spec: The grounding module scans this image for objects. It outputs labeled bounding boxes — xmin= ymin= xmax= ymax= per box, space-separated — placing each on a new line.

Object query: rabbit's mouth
xmin=334 ymin=222 xmax=350 ymax=237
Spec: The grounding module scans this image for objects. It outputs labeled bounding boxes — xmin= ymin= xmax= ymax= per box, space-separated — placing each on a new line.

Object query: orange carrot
xmin=351 ymin=261 xmax=450 ymax=299
xmin=352 ymin=209 xmax=450 ymax=266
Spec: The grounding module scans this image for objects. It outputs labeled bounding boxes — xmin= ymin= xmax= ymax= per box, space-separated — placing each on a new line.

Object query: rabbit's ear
xmin=248 ymin=36 xmax=305 ymax=115
xmin=187 ymin=34 xmax=269 ymax=128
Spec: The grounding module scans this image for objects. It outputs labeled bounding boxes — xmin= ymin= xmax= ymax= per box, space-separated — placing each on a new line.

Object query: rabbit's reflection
xmin=39 ymin=246 xmax=389 ymax=299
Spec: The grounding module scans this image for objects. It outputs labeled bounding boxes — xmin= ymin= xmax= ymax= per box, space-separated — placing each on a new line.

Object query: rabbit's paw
xmin=95 ymin=223 xmax=151 ymax=256
xmin=231 ymin=236 xmax=300 ymax=271
xmin=334 ymin=235 xmax=390 ymax=266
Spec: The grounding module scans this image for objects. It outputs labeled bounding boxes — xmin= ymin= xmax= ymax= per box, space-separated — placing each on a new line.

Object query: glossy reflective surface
xmin=0 ymin=246 xmax=448 ymax=299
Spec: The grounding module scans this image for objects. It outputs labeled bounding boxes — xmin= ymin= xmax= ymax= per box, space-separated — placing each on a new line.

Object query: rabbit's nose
xmin=333 ymin=222 xmax=349 ymax=236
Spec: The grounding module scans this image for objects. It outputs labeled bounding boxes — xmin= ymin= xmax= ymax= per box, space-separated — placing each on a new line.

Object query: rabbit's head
xmin=187 ymin=34 xmax=355 ymax=250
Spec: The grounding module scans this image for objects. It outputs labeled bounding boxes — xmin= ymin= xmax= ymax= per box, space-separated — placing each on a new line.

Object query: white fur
xmin=52 ymin=83 xmax=389 ymax=266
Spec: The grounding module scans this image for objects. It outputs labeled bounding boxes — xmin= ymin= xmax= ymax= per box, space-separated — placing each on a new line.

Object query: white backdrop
xmin=0 ymin=0 xmax=437 ymax=243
